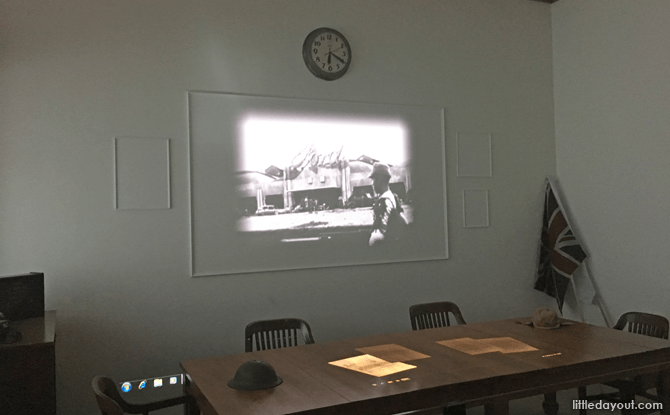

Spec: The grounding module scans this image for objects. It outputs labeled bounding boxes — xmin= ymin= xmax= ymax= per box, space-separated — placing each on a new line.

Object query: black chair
xmin=408 ymin=302 xmax=467 ymax=415
xmin=577 ymin=312 xmax=669 ymax=415
xmin=92 ymin=376 xmax=199 ymax=415
xmin=409 ymin=301 xmax=466 ymax=330
xmin=245 ymin=318 xmax=315 ymax=352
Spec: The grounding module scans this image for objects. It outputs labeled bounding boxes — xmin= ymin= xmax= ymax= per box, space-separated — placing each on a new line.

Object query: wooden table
xmin=181 ymin=318 xmax=670 ymax=415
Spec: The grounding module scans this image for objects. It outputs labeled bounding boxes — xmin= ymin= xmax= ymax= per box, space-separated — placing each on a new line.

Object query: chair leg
xmin=578 ymin=386 xmax=588 ymax=415
xmin=542 ymin=392 xmax=559 ymax=415
xmin=444 ymin=403 xmax=466 ymax=415
xmin=618 ymin=383 xmax=636 ymax=415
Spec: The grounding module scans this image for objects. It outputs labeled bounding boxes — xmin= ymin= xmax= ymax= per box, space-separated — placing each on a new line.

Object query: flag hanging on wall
xmin=534 ymin=180 xmax=587 ymax=314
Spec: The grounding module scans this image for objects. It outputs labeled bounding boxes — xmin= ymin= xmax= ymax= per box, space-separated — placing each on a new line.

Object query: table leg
xmin=542 ymin=392 xmax=559 ymax=415
xmin=659 ymin=370 xmax=670 ymax=415
xmin=577 ymin=386 xmax=588 ymax=415
xmin=484 ymin=399 xmax=509 ymax=415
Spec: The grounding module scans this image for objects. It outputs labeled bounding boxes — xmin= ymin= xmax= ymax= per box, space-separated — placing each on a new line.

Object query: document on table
xmin=484 ymin=337 xmax=538 ymax=353
xmin=437 ymin=337 xmax=537 ymax=355
xmin=437 ymin=337 xmax=504 ymax=355
xmin=355 ymin=344 xmax=430 ymax=362
xmin=329 ymin=354 xmax=417 ymax=377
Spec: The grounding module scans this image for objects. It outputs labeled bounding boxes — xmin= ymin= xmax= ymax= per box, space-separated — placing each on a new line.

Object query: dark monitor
xmin=0 ymin=272 xmax=44 ymax=321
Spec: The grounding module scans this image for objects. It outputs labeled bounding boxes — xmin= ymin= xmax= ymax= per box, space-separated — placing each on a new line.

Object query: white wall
xmin=0 ymin=1 xmax=556 ymax=413
xmin=553 ymin=1 xmax=670 ymax=324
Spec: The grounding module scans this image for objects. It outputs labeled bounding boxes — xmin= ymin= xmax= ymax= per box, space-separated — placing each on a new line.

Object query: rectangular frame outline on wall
xmin=456 ymin=132 xmax=492 ymax=177
xmin=463 ymin=189 xmax=489 ymax=228
xmin=114 ymin=136 xmax=171 ymax=210
xmin=187 ymin=91 xmax=449 ymax=277
xmin=439 ymin=108 xmax=449 ymax=258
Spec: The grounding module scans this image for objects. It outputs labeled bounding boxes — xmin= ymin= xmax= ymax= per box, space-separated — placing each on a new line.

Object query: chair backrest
xmin=245 ymin=318 xmax=315 ymax=352
xmin=409 ymin=301 xmax=466 ymax=330
xmin=613 ymin=312 xmax=669 ymax=339
xmin=92 ymin=376 xmax=125 ymax=415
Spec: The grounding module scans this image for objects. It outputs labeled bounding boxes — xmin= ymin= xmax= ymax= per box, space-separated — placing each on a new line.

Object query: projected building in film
xmin=188 ymin=92 xmax=447 ymax=276
xmin=235 ymin=116 xmax=412 ymax=242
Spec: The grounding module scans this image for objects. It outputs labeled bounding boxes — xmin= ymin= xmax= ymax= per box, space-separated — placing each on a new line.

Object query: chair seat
xmin=605 ymin=374 xmax=658 ymax=393
xmin=92 ymin=376 xmax=199 ymax=415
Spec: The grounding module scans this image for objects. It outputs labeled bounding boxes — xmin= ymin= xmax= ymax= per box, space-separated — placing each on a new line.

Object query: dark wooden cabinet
xmin=0 ymin=310 xmax=56 ymax=415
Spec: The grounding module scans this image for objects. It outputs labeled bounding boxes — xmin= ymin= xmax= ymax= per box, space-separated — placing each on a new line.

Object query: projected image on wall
xmin=235 ymin=116 xmax=412 ymax=247
xmin=188 ymin=92 xmax=447 ymax=276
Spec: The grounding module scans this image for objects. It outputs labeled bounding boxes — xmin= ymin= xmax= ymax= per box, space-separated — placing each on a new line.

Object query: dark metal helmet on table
xmin=227 ymin=359 xmax=283 ymax=390
xmin=369 ymin=162 xmax=391 ymax=179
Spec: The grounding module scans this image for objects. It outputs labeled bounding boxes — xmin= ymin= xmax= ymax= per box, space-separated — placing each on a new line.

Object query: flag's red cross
xmin=547 ymin=210 xmax=583 ymax=277
xmin=534 ymin=183 xmax=586 ymax=313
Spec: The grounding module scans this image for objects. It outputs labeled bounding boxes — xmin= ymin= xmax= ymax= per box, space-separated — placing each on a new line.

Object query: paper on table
xmin=437 ymin=337 xmax=537 ymax=355
xmin=355 ymin=344 xmax=430 ymax=362
xmin=328 ymin=354 xmax=417 ymax=377
xmin=437 ymin=337 xmax=504 ymax=355
xmin=484 ymin=337 xmax=538 ymax=353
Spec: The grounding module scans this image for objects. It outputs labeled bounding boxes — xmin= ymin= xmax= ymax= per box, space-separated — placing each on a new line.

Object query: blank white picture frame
xmin=114 ymin=137 xmax=171 ymax=210
xmin=457 ymin=132 xmax=492 ymax=177
xmin=463 ymin=189 xmax=489 ymax=228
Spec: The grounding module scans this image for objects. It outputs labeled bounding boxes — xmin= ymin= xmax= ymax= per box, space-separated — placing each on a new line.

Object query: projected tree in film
xmin=235 ymin=117 xmax=411 ymax=247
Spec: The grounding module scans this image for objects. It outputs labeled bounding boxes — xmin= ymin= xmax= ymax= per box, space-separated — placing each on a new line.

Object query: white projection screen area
xmin=188 ymin=92 xmax=448 ymax=277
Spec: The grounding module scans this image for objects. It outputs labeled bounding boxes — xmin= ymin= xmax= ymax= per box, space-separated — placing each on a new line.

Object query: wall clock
xmin=302 ymin=27 xmax=351 ymax=81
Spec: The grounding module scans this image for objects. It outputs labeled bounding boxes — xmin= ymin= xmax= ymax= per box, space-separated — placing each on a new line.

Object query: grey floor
xmin=465 ymin=386 xmax=659 ymax=415
xmin=469 ymin=390 xmax=601 ymax=414
xmin=395 ymin=385 xmax=659 ymax=415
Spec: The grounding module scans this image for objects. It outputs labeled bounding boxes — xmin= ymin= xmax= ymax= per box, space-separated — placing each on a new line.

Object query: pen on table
xmin=542 ymin=352 xmax=562 ymax=357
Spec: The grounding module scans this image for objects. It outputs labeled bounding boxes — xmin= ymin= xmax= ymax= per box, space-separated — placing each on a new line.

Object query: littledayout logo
xmin=573 ymin=400 xmax=663 ymax=412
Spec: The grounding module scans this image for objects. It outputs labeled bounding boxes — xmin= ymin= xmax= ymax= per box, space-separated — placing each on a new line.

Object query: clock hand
xmin=327 ymin=52 xmax=331 ymax=65
xmin=331 ymin=53 xmax=345 ymax=64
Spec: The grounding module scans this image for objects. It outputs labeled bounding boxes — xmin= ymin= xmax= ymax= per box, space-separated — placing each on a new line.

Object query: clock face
xmin=302 ymin=28 xmax=351 ymax=81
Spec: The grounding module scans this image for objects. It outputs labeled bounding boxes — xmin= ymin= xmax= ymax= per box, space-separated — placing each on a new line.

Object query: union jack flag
xmin=534 ymin=181 xmax=587 ymax=314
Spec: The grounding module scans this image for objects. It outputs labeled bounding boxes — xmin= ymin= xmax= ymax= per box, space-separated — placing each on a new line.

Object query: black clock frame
xmin=302 ymin=27 xmax=351 ymax=81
